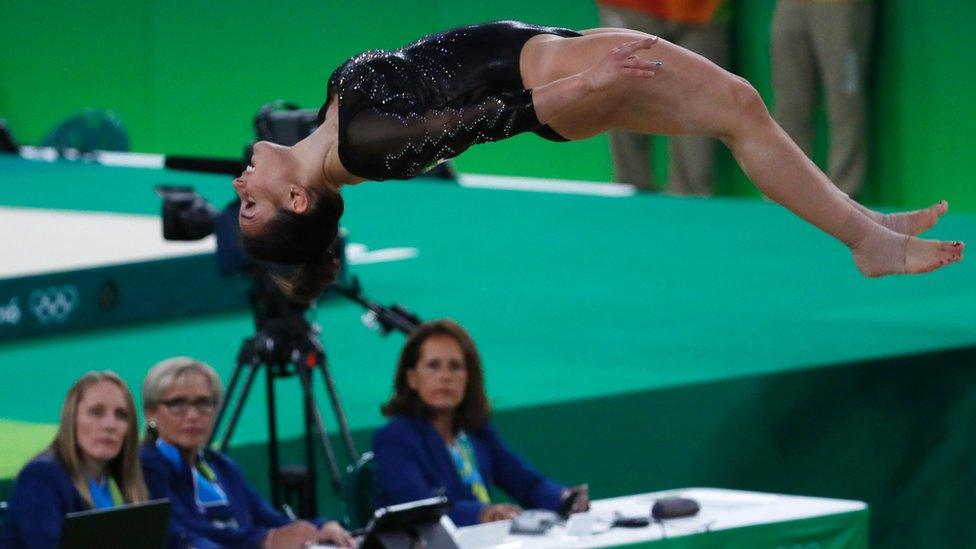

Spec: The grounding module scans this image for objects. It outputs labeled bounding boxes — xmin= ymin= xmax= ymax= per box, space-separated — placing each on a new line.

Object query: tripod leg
xmin=209 ymin=354 xmax=249 ymax=447
xmin=298 ymin=363 xmax=340 ymax=492
xmin=217 ymin=359 xmax=262 ymax=452
xmin=266 ymin=364 xmax=282 ymax=509
xmin=318 ymin=359 xmax=358 ymax=461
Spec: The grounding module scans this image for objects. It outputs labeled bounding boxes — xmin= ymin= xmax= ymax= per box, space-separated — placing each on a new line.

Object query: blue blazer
xmin=2 ymin=452 xmax=91 ymax=549
xmin=140 ymin=443 xmax=296 ymax=549
xmin=372 ymin=416 xmax=564 ymax=527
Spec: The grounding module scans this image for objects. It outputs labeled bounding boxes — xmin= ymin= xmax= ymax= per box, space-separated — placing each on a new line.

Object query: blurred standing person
xmin=771 ymin=0 xmax=874 ymax=198
xmin=596 ymin=0 xmax=732 ymax=194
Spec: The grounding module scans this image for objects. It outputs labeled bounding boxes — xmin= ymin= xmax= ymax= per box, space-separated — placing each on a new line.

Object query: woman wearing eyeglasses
xmin=139 ymin=357 xmax=354 ymax=548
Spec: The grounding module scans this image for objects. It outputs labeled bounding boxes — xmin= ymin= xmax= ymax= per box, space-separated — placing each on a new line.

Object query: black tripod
xmin=207 ymin=270 xmax=422 ymax=517
xmin=208 ymin=274 xmax=357 ymax=517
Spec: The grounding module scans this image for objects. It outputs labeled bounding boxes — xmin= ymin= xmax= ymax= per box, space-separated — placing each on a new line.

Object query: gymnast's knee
xmin=726 ymin=75 xmax=771 ymax=127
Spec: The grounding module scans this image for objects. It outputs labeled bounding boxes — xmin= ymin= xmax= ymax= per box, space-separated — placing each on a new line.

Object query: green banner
xmin=0 ymin=254 xmax=248 ymax=341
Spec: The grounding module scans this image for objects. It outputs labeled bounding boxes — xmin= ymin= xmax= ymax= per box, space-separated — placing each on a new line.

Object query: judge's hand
xmin=262 ymin=520 xmax=318 ymax=548
xmin=562 ymin=484 xmax=590 ymax=514
xmin=318 ymin=520 xmax=356 ymax=548
xmin=481 ymin=503 xmax=522 ymax=523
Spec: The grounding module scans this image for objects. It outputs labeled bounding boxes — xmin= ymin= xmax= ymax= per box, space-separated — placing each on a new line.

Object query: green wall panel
xmin=2 ymin=1 xmax=975 ymax=209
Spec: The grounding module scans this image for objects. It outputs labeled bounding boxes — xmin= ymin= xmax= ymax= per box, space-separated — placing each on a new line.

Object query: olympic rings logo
xmin=29 ymin=285 xmax=80 ymax=324
xmin=0 ymin=297 xmax=21 ymax=326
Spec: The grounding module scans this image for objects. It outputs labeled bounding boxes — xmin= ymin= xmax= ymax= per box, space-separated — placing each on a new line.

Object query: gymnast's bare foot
xmin=852 ymin=229 xmax=964 ymax=277
xmin=858 ymin=199 xmax=949 ymax=236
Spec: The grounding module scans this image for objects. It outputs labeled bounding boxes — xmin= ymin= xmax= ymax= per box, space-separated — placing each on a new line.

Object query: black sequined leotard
xmin=317 ymin=21 xmax=581 ymax=181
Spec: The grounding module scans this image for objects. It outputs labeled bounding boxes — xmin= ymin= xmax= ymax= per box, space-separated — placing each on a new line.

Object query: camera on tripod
xmin=155 ymin=182 xmax=423 ymax=515
xmin=253 ymin=100 xmax=320 ymax=148
xmin=152 ymin=98 xmax=426 ymax=518
xmin=155 ymin=184 xmax=350 ymax=285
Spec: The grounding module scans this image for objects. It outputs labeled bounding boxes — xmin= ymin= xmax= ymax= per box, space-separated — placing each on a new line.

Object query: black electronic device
xmin=651 ymin=497 xmax=700 ymax=520
xmin=361 ymin=497 xmax=457 ymax=549
xmin=59 ymin=499 xmax=170 ymax=549
xmin=612 ymin=516 xmax=651 ymax=528
xmin=557 ymin=487 xmax=583 ymax=518
xmin=155 ymin=186 xmax=218 ymax=241
xmin=253 ymin=100 xmax=320 ymax=148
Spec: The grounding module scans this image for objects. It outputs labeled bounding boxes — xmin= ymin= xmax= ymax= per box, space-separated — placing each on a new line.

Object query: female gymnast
xmin=231 ymin=21 xmax=963 ymax=302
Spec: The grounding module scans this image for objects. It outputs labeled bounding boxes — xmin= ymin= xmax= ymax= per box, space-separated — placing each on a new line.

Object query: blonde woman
xmin=2 ymin=371 xmax=148 ymax=548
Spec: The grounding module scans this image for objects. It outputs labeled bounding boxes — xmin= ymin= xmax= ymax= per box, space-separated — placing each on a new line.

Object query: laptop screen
xmin=60 ymin=498 xmax=170 ymax=549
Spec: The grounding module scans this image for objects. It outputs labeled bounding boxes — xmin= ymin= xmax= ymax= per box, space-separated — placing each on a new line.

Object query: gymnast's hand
xmin=581 ymin=37 xmax=661 ymax=93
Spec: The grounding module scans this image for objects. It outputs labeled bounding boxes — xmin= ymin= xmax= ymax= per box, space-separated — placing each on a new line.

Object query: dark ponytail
xmin=242 ymin=188 xmax=344 ymax=304
xmin=272 ymin=254 xmax=341 ymax=305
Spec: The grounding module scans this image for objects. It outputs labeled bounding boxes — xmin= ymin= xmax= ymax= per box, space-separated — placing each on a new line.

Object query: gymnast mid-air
xmin=231 ymin=21 xmax=963 ymax=302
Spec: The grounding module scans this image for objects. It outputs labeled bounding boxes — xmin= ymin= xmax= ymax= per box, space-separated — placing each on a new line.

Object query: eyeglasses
xmin=160 ymin=397 xmax=217 ymax=415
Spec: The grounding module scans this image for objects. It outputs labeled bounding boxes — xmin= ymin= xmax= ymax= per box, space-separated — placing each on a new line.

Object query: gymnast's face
xmin=233 ymin=140 xmax=308 ymax=236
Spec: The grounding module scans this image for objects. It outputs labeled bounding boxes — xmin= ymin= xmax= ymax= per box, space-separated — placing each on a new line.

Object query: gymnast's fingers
xmin=612 ymin=39 xmax=643 ymax=58
xmin=623 ymin=58 xmax=663 ymax=72
xmin=613 ymin=36 xmax=659 ymax=58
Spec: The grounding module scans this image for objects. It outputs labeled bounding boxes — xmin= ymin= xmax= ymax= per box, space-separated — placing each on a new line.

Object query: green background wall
xmin=2 ymin=0 xmax=974 ymax=209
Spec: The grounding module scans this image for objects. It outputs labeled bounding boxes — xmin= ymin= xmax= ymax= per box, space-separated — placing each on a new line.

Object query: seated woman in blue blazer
xmin=373 ymin=319 xmax=589 ymax=527
xmin=3 ymin=371 xmax=149 ymax=548
xmin=140 ymin=356 xmax=354 ymax=548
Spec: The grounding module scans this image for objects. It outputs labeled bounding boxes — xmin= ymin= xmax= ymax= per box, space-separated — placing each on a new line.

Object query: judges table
xmin=315 ymin=488 xmax=867 ymax=548
xmin=454 ymin=488 xmax=867 ymax=549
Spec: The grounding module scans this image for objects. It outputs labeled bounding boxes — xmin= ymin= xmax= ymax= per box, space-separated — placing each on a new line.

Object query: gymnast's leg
xmin=519 ymin=30 xmax=963 ymax=276
xmin=847 ymin=196 xmax=947 ymax=237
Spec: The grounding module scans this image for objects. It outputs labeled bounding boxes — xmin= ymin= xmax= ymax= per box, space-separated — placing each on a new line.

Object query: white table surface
xmin=314 ymin=487 xmax=866 ymax=549
xmin=473 ymin=487 xmax=866 ymax=549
